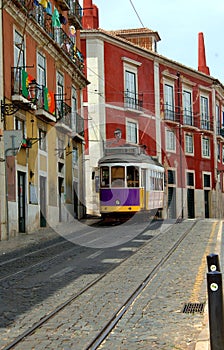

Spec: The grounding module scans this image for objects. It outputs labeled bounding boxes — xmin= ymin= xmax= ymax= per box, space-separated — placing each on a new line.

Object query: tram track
xmin=0 ymin=219 xmax=200 ymax=350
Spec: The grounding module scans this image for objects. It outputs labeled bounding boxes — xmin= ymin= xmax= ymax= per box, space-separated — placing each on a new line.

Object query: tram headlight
xmin=115 ymin=199 xmax=120 ymax=205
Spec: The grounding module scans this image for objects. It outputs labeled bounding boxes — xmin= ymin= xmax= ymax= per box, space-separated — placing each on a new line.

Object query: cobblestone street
xmin=0 ymin=219 xmax=221 ymax=349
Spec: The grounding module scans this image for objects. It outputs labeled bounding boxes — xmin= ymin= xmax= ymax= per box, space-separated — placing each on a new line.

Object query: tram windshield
xmin=127 ymin=166 xmax=139 ymax=187
xmin=111 ymin=166 xmax=125 ymax=187
xmin=100 ymin=166 xmax=109 ymax=187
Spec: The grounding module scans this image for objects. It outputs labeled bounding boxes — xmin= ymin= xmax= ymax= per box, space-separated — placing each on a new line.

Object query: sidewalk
xmin=195 ymin=219 xmax=223 ymax=350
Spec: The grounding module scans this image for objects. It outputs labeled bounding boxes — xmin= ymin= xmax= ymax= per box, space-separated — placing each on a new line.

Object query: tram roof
xmin=98 ymin=152 xmax=163 ymax=167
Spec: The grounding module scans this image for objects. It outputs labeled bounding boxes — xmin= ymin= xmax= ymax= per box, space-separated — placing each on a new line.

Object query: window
xmin=217 ymin=142 xmax=220 ymax=162
xmin=125 ymin=70 xmax=138 ymax=109
xmin=58 ymin=137 xmax=64 ymax=159
xmin=150 ymin=171 xmax=163 ymax=191
xmin=56 ymin=72 xmax=64 ymax=118
xmin=15 ymin=117 xmax=25 ymax=138
xmin=72 ymin=148 xmax=78 ymax=166
xmin=126 ymin=121 xmax=138 ymax=144
xmin=111 ymin=166 xmax=125 ymax=187
xmin=166 ymin=129 xmax=176 ymax=151
xmin=222 ymin=145 xmax=224 ymax=164
xmin=200 ymin=96 xmax=209 ymax=130
xmin=164 ymin=84 xmax=174 ymax=120
xmin=183 ymin=90 xmax=193 ymax=125
xmin=202 ymin=137 xmax=210 ymax=157
xmin=185 ymin=134 xmax=193 ymax=154
xmin=37 ymin=52 xmax=46 ymax=87
xmin=204 ymin=173 xmax=211 ymax=188
xmin=168 ymin=170 xmax=176 ymax=185
xmin=216 ymin=104 xmax=220 ymax=134
xmin=71 ymin=86 xmax=77 ymax=131
xmin=187 ymin=172 xmax=194 ymax=187
xmin=14 ymin=30 xmax=25 ymax=67
xmin=127 ymin=166 xmax=139 ymax=187
xmin=39 ymin=129 xmax=46 ymax=151
xmin=100 ymin=166 xmax=109 ymax=187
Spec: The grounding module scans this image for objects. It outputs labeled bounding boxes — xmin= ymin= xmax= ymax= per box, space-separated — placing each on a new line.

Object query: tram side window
xmin=150 ymin=171 xmax=163 ymax=190
xmin=111 ymin=166 xmax=125 ymax=187
xmin=127 ymin=166 xmax=139 ymax=187
xmin=101 ymin=166 xmax=109 ymax=187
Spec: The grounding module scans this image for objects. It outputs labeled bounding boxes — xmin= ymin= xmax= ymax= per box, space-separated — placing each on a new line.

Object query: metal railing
xmin=55 ymin=100 xmax=72 ymax=127
xmin=68 ymin=0 xmax=83 ymax=28
xmin=124 ymin=90 xmax=143 ymax=110
xmin=17 ymin=0 xmax=84 ymax=71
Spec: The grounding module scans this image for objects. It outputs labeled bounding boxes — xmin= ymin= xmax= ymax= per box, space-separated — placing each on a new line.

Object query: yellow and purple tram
xmin=98 ymin=146 xmax=164 ymax=218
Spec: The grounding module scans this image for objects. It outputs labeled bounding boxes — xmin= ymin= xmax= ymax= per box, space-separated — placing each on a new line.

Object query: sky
xmin=81 ymin=0 xmax=224 ymax=83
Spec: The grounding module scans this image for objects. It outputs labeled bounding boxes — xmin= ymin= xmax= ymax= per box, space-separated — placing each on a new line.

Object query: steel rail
xmin=85 ymin=220 xmax=198 ymax=350
xmin=1 ymin=218 xmax=190 ymax=350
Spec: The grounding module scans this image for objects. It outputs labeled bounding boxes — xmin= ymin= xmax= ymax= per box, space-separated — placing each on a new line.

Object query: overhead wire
xmin=129 ymin=0 xmax=145 ymax=27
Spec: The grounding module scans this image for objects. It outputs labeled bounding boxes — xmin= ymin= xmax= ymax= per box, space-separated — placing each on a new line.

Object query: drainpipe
xmin=177 ymin=72 xmax=183 ymax=219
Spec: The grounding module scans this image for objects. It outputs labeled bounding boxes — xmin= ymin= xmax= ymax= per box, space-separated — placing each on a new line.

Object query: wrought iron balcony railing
xmin=11 ymin=67 xmax=38 ymax=109
xmin=124 ymin=90 xmax=143 ymax=111
xmin=216 ymin=127 xmax=224 ymax=137
xmin=183 ymin=110 xmax=194 ymax=127
xmin=17 ymin=0 xmax=84 ymax=71
xmin=55 ymin=100 xmax=72 ymax=128
xmin=200 ymin=116 xmax=213 ymax=131
xmin=68 ymin=0 xmax=83 ymax=29
xmin=75 ymin=112 xmax=84 ymax=136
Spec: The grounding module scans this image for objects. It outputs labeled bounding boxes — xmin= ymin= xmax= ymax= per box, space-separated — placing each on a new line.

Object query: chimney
xmin=82 ymin=0 xmax=99 ymax=29
xmin=198 ymin=32 xmax=210 ymax=75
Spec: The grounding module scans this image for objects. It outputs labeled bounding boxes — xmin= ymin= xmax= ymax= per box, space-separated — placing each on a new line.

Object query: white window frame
xmin=185 ymin=133 xmax=194 ymax=155
xmin=166 ymin=128 xmax=176 ymax=152
xmin=203 ymin=172 xmax=211 ymax=189
xmin=186 ymin=171 xmax=195 ymax=189
xmin=126 ymin=119 xmax=138 ymax=144
xmin=183 ymin=88 xmax=193 ymax=125
xmin=200 ymin=94 xmax=209 ymax=130
xmin=164 ymin=82 xmax=175 ymax=120
xmin=202 ymin=136 xmax=210 ymax=158
xmin=37 ymin=52 xmax=46 ymax=87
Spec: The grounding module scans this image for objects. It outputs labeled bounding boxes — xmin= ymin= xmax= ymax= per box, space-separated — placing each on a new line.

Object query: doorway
xmin=40 ymin=176 xmax=47 ymax=227
xmin=204 ymin=190 xmax=210 ymax=218
xmin=168 ymin=187 xmax=176 ymax=219
xmin=18 ymin=171 xmax=26 ymax=232
xmin=187 ymin=189 xmax=195 ymax=218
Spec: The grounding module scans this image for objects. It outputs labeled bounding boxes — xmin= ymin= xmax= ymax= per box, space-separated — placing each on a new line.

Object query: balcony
xmin=11 ymin=67 xmax=38 ymax=110
xmin=56 ymin=0 xmax=70 ymax=11
xmin=68 ymin=0 xmax=83 ymax=29
xmin=216 ymin=127 xmax=224 ymax=138
xmin=200 ymin=117 xmax=213 ymax=131
xmin=163 ymin=104 xmax=180 ymax=123
xmin=35 ymin=85 xmax=56 ymax=122
xmin=55 ymin=99 xmax=72 ymax=132
xmin=124 ymin=91 xmax=143 ymax=111
xmin=17 ymin=0 xmax=84 ymax=72
xmin=54 ymin=27 xmax=84 ymax=70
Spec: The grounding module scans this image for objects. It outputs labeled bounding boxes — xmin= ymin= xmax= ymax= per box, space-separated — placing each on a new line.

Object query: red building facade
xmin=81 ymin=1 xmax=224 ymax=219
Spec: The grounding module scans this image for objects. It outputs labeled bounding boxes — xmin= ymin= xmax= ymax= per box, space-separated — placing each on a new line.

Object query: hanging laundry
xmin=33 ymin=0 xmax=40 ymax=6
xmin=69 ymin=26 xmax=76 ymax=38
xmin=52 ymin=8 xmax=61 ymax=27
xmin=45 ymin=1 xmax=52 ymax=15
xmin=39 ymin=0 xmax=48 ymax=9
xmin=59 ymin=14 xmax=67 ymax=25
